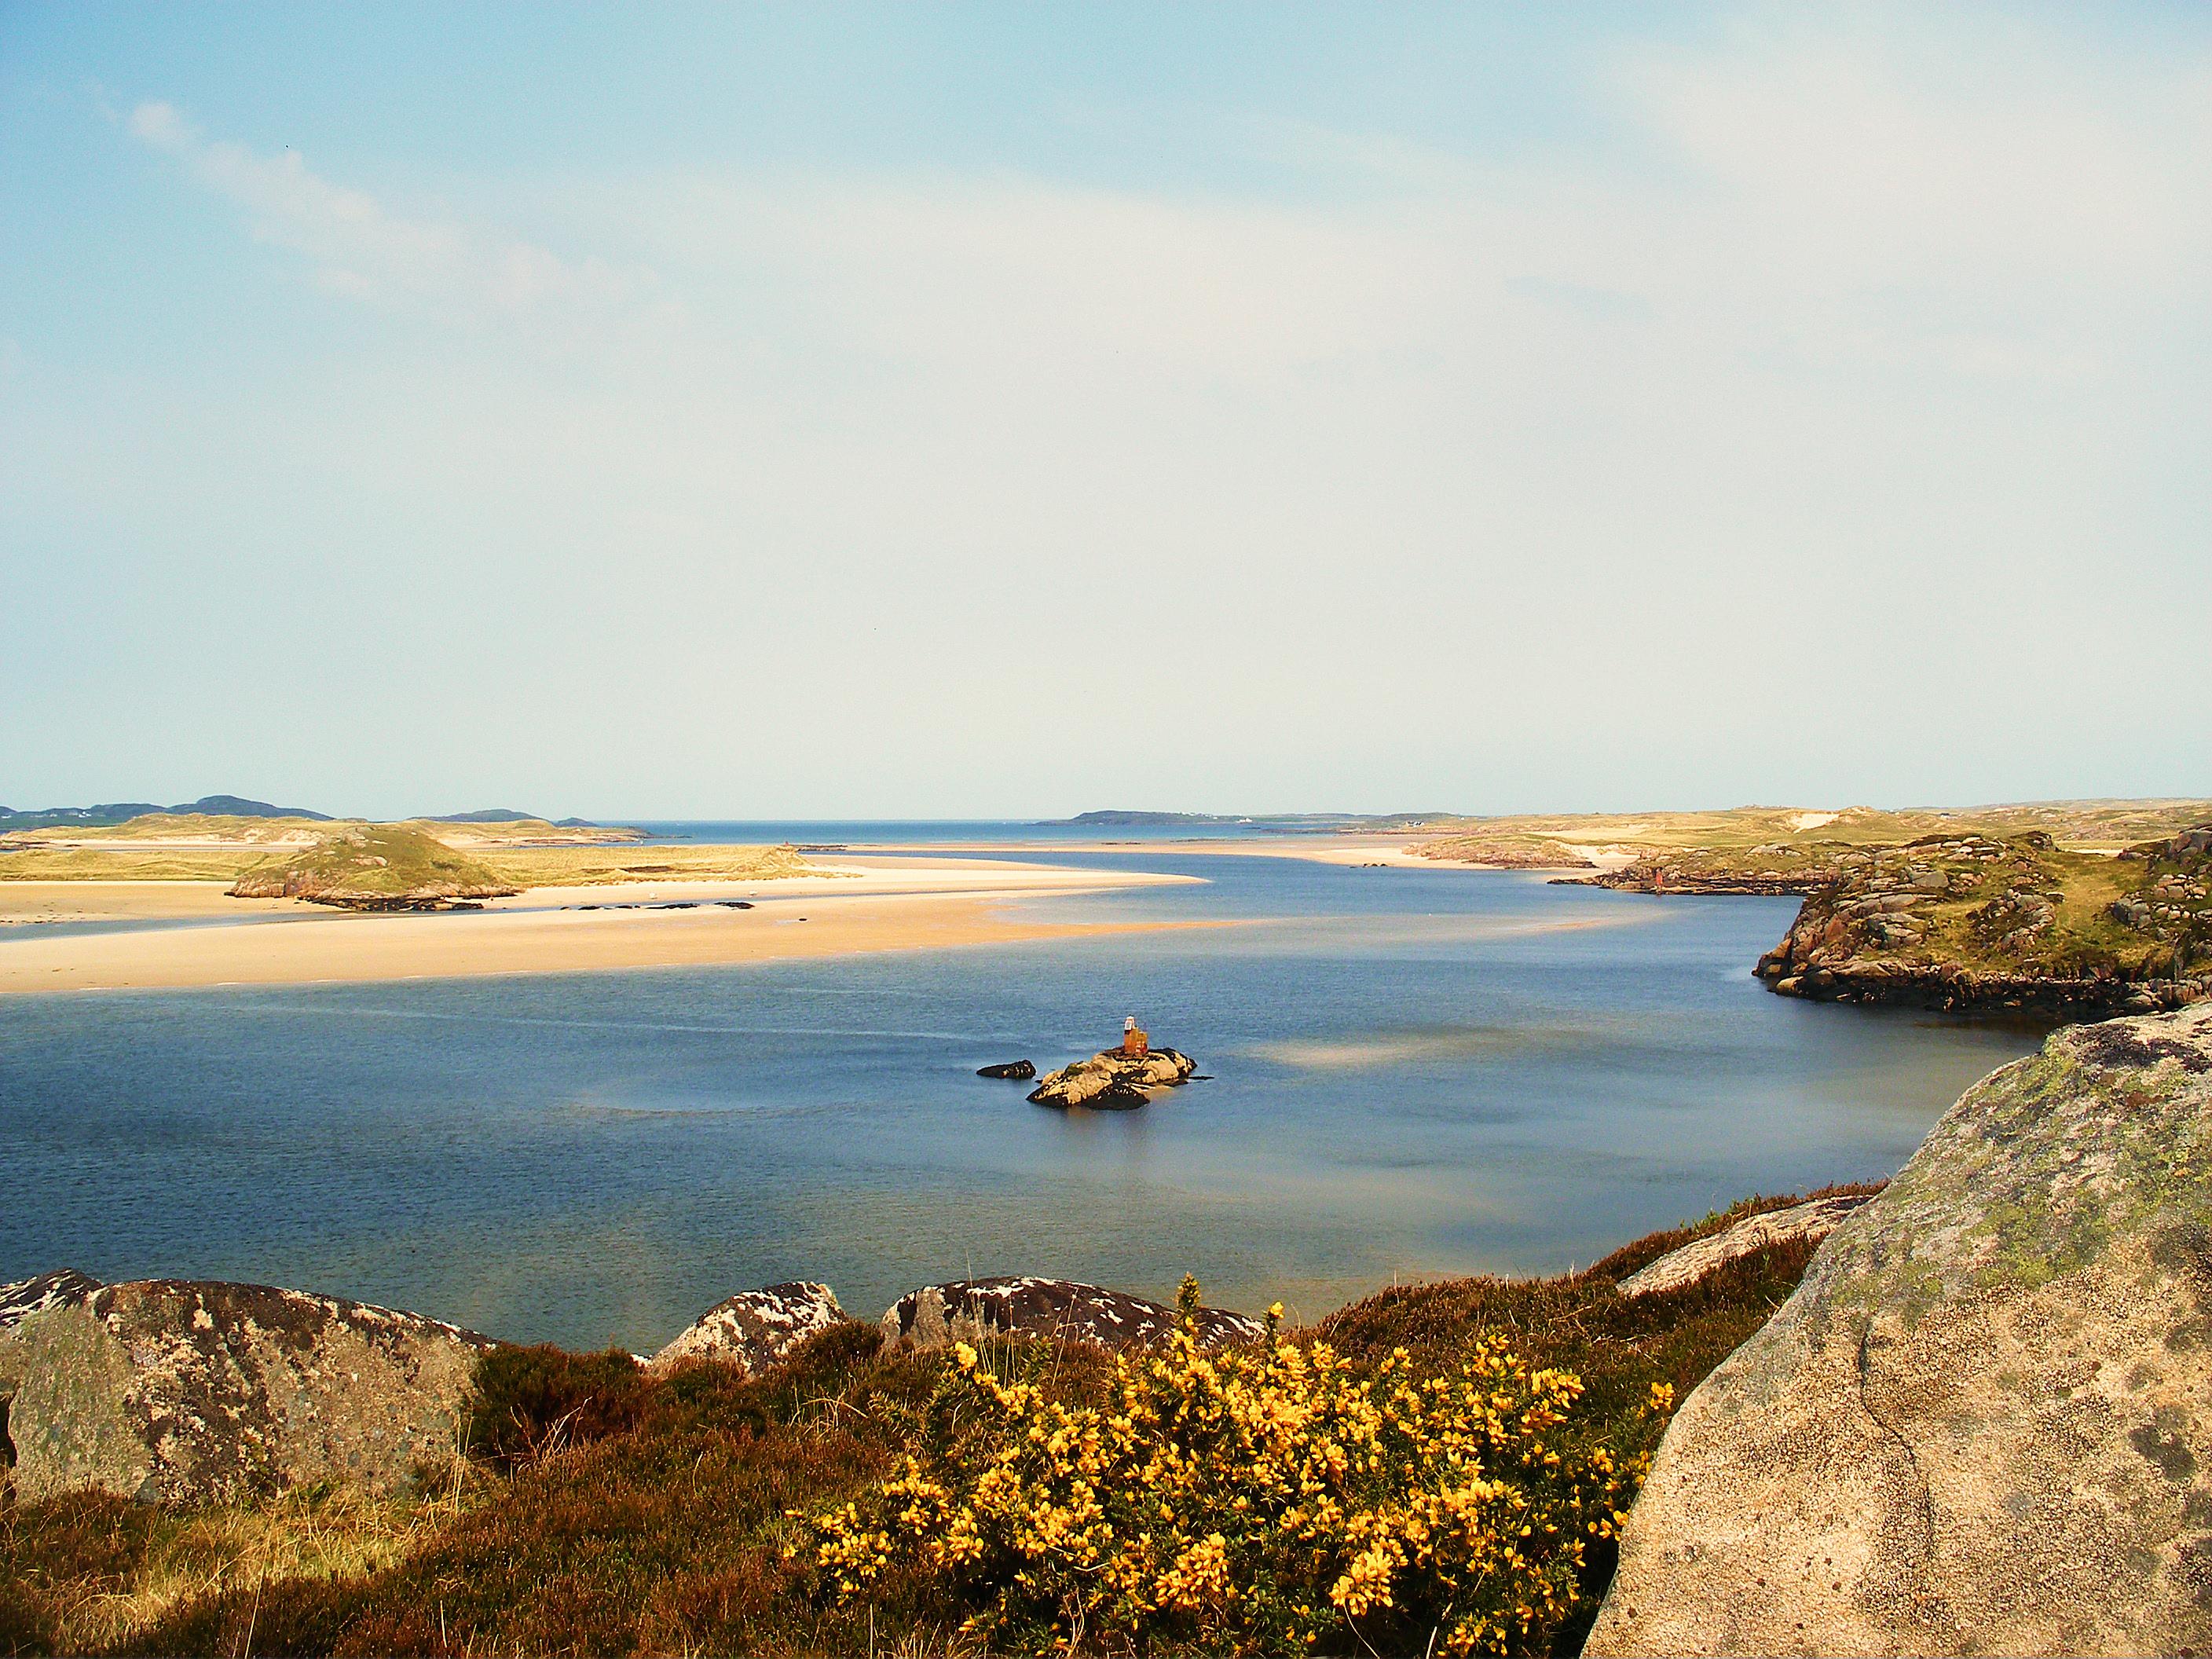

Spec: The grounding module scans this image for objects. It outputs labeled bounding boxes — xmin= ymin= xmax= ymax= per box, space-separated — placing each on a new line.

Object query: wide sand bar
xmin=0 ymin=857 xmax=1208 ymax=994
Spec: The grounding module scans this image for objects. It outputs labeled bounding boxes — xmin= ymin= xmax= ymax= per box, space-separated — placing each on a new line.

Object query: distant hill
xmin=0 ymin=794 xmax=332 ymax=832
xmin=428 ymin=809 xmax=546 ymax=823
xmin=1055 ymin=811 xmax=1245 ymax=827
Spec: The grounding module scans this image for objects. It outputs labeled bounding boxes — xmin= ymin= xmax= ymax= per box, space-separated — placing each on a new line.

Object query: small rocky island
xmin=226 ymin=825 xmax=518 ymax=910
xmin=1027 ymin=1016 xmax=1197 ymax=1108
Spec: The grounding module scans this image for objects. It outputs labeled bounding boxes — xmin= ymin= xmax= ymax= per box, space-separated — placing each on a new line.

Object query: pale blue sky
xmin=3 ymin=3 xmax=2207 ymax=819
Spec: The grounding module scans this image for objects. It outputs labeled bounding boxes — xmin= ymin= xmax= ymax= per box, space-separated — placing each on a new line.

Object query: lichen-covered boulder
xmin=1614 ymin=1195 xmax=1874 ymax=1300
xmin=0 ymin=1268 xmax=101 ymax=1335
xmin=1027 ymin=1047 xmax=1196 ymax=1109
xmin=0 ymin=1279 xmax=493 ymax=1506
xmin=1588 ymin=1003 xmax=2212 ymax=1657
xmin=650 ymin=1282 xmax=846 ymax=1375
xmin=881 ymin=1276 xmax=1262 ymax=1352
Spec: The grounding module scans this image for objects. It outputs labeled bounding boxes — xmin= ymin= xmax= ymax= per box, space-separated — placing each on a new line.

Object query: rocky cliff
xmin=1587 ymin=1002 xmax=2212 ymax=1656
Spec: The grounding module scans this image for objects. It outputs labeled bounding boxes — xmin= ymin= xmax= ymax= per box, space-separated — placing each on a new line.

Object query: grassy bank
xmin=1 ymin=1189 xmax=1873 ymax=1657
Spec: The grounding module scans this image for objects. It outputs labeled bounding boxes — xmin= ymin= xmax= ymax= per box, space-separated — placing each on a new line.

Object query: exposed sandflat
xmin=0 ymin=859 xmax=1205 ymax=994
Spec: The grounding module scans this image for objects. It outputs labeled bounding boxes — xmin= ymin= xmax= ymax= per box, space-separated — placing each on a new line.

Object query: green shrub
xmin=803 ymin=1280 xmax=1657 ymax=1657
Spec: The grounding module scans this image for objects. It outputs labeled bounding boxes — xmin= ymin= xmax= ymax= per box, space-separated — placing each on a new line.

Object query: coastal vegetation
xmin=0 ymin=814 xmax=808 ymax=894
xmin=0 ymin=1192 xmax=1864 ymax=1657
xmin=225 ymin=826 xmax=518 ymax=910
xmin=1411 ymin=800 xmax=2212 ymax=869
xmin=1749 ymin=829 xmax=2211 ymax=1015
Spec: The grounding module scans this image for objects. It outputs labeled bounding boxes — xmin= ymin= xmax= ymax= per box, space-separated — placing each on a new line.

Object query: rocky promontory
xmin=1588 ymin=1002 xmax=2212 ymax=1655
xmin=1752 ymin=830 xmax=2210 ymax=1017
xmin=1026 ymin=1046 xmax=1196 ymax=1108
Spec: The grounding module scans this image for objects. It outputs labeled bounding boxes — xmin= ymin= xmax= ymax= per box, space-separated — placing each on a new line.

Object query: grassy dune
xmin=0 ymin=817 xmax=800 ymax=889
xmin=1413 ymin=800 xmax=2212 ymax=867
xmin=226 ymin=827 xmax=517 ymax=908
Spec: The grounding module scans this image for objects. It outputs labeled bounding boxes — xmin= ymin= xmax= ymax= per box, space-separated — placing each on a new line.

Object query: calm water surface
xmin=0 ymin=849 xmax=2038 ymax=1350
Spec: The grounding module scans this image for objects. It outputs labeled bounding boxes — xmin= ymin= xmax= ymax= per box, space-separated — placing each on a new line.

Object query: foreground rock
xmin=881 ymin=1277 xmax=1264 ymax=1351
xmin=1588 ymin=1003 xmax=2212 ymax=1656
xmin=1027 ymin=1046 xmax=1196 ymax=1108
xmin=0 ymin=1268 xmax=102 ymax=1332
xmin=1751 ymin=830 xmax=2210 ymax=1019
xmin=650 ymin=1282 xmax=846 ymax=1375
xmin=0 ymin=1277 xmax=492 ymax=1505
xmin=1613 ymin=1194 xmax=1875 ymax=1299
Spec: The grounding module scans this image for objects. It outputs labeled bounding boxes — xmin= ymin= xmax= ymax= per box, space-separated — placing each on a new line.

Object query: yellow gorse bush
xmin=806 ymin=1280 xmax=1655 ymax=1656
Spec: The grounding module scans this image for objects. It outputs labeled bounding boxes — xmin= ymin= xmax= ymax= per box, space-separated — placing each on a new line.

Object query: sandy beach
xmin=0 ymin=857 xmax=1207 ymax=994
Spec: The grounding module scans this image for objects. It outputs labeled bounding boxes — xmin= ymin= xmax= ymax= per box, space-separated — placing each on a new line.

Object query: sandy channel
xmin=0 ymin=858 xmax=1208 ymax=995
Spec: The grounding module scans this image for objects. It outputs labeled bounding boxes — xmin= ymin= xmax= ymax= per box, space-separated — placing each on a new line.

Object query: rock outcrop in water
xmin=1587 ymin=1002 xmax=2212 ymax=1657
xmin=976 ymin=1060 xmax=1035 ymax=1080
xmin=881 ymin=1277 xmax=1263 ymax=1352
xmin=650 ymin=1282 xmax=846 ymax=1375
xmin=1027 ymin=1047 xmax=1196 ymax=1108
xmin=0 ymin=1276 xmax=491 ymax=1506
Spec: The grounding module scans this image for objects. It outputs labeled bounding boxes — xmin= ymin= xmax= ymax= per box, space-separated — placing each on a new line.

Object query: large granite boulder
xmin=0 ymin=1278 xmax=493 ymax=1506
xmin=1588 ymin=1003 xmax=2212 ymax=1656
xmin=881 ymin=1276 xmax=1263 ymax=1352
xmin=1027 ymin=1047 xmax=1196 ymax=1109
xmin=650 ymin=1282 xmax=847 ymax=1375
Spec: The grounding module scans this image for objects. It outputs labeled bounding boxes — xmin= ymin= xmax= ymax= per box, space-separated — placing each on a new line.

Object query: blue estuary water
xmin=0 ymin=847 xmax=2038 ymax=1351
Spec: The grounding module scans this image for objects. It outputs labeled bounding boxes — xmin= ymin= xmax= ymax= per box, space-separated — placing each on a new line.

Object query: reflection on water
xmin=0 ymin=853 xmax=2041 ymax=1350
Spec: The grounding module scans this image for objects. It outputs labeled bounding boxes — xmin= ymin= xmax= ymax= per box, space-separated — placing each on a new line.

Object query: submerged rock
xmin=976 ymin=1060 xmax=1035 ymax=1080
xmin=650 ymin=1282 xmax=847 ymax=1375
xmin=881 ymin=1276 xmax=1262 ymax=1352
xmin=0 ymin=1278 xmax=492 ymax=1506
xmin=1588 ymin=1003 xmax=2212 ymax=1656
xmin=1613 ymin=1194 xmax=1875 ymax=1300
xmin=1027 ymin=1046 xmax=1196 ymax=1108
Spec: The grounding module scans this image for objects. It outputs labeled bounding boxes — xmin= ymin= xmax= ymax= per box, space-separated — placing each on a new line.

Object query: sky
xmin=2 ymin=3 xmax=2207 ymax=820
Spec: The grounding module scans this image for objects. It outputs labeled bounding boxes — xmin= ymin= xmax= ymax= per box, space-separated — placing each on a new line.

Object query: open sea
xmin=0 ymin=829 xmax=2041 ymax=1351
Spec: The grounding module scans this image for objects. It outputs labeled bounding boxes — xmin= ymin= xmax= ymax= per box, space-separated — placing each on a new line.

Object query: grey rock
xmin=880 ymin=1276 xmax=1262 ymax=1352
xmin=650 ymin=1281 xmax=846 ymax=1375
xmin=0 ymin=1279 xmax=493 ymax=1507
xmin=1587 ymin=1003 xmax=2212 ymax=1657
xmin=1613 ymin=1196 xmax=1875 ymax=1300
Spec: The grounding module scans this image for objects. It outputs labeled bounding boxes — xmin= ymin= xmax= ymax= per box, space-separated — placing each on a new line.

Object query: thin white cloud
xmin=126 ymin=101 xmax=646 ymax=321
